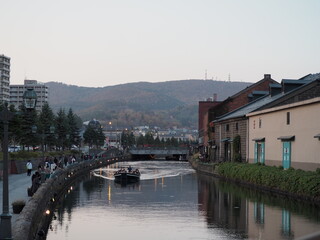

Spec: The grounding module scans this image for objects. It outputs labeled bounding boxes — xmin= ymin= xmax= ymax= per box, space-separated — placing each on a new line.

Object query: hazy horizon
xmin=1 ymin=0 xmax=319 ymax=87
xmin=44 ymin=77 xmax=253 ymax=89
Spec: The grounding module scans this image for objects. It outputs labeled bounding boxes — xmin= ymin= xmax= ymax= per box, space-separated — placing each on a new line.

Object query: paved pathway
xmin=0 ymin=171 xmax=32 ymax=225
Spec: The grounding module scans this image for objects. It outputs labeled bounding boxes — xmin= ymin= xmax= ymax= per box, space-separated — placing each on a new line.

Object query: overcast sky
xmin=1 ymin=0 xmax=319 ymax=87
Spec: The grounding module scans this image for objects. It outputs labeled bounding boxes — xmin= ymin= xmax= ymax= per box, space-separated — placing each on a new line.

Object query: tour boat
xmin=114 ymin=168 xmax=141 ymax=184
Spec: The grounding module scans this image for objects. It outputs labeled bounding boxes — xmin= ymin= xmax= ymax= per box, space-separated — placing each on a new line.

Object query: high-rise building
xmin=10 ymin=80 xmax=49 ymax=112
xmin=0 ymin=54 xmax=11 ymax=103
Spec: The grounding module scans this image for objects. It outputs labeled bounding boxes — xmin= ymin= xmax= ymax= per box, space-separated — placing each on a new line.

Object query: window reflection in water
xmin=197 ymin=173 xmax=320 ymax=240
xmin=254 ymin=202 xmax=265 ymax=225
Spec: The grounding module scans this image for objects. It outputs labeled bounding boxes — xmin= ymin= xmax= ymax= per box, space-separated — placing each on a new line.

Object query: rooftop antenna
xmin=228 ymin=73 xmax=231 ymax=82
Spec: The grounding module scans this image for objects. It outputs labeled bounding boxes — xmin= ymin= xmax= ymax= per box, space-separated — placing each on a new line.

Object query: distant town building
xmin=0 ymin=54 xmax=11 ymax=103
xmin=10 ymin=79 xmax=49 ymax=112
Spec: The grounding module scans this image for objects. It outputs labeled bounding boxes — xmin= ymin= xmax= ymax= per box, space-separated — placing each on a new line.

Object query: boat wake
xmin=92 ymin=161 xmax=195 ymax=181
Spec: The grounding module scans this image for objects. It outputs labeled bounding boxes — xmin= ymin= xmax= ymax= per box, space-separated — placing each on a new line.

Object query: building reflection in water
xmin=197 ymin=174 xmax=248 ymax=239
xmin=197 ymin=173 xmax=320 ymax=240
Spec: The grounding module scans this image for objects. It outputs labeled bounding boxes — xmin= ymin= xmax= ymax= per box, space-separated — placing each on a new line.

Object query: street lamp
xmin=23 ymin=88 xmax=38 ymax=110
xmin=0 ymin=102 xmax=14 ymax=240
xmin=0 ymin=88 xmax=37 ymax=240
xmin=24 ymin=88 xmax=38 ymax=152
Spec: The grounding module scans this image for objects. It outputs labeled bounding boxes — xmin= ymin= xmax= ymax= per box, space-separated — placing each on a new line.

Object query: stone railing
xmin=13 ymin=155 xmax=128 ymax=240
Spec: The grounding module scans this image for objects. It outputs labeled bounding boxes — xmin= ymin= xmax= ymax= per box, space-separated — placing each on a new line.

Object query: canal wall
xmin=188 ymin=158 xmax=219 ymax=176
xmin=13 ymin=155 xmax=129 ymax=240
xmin=188 ymin=158 xmax=320 ymax=206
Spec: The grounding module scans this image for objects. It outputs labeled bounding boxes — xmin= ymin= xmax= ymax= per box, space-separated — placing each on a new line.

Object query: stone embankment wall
xmin=189 ymin=157 xmax=320 ymax=206
xmin=188 ymin=157 xmax=218 ymax=176
xmin=13 ymin=155 xmax=128 ymax=240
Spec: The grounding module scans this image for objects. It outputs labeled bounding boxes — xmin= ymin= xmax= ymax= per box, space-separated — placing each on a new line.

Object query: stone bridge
xmin=129 ymin=147 xmax=190 ymax=160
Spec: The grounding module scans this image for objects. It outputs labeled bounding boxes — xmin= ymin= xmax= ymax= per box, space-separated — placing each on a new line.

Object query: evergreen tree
xmin=67 ymin=108 xmax=81 ymax=148
xmin=170 ymin=137 xmax=179 ymax=147
xmin=136 ymin=134 xmax=144 ymax=147
xmin=8 ymin=104 xmax=23 ymax=147
xmin=83 ymin=124 xmax=105 ymax=148
xmin=83 ymin=125 xmax=96 ymax=149
xmin=144 ymin=132 xmax=154 ymax=145
xmin=154 ymin=136 xmax=161 ymax=146
xmin=55 ymin=108 xmax=69 ymax=150
xmin=128 ymin=132 xmax=136 ymax=147
xmin=38 ymin=103 xmax=56 ymax=151
xmin=121 ymin=131 xmax=128 ymax=148
xmin=96 ymin=127 xmax=105 ymax=147
xmin=161 ymin=138 xmax=165 ymax=147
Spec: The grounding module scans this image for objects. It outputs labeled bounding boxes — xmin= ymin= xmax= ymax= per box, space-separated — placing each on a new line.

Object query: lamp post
xmin=23 ymin=88 xmax=37 ymax=152
xmin=0 ymin=88 xmax=37 ymax=239
xmin=0 ymin=103 xmax=14 ymax=240
xmin=23 ymin=88 xmax=37 ymax=110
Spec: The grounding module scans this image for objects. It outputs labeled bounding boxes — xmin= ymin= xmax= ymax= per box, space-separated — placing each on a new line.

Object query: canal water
xmin=46 ymin=161 xmax=320 ymax=240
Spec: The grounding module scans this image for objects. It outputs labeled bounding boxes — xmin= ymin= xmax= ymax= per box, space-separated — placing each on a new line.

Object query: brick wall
xmin=208 ymin=77 xmax=276 ymax=124
xmin=198 ymin=101 xmax=220 ymax=141
xmin=206 ymin=77 xmax=276 ymax=161
xmin=214 ymin=118 xmax=247 ymax=162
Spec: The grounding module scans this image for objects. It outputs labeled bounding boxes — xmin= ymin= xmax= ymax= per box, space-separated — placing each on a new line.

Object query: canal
xmin=45 ymin=161 xmax=320 ymax=240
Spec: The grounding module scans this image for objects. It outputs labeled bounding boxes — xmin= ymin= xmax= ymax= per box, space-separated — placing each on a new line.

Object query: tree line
xmin=0 ymin=102 xmax=82 ymax=152
xmin=0 ymin=101 xmax=195 ymax=153
xmin=121 ymin=131 xmax=194 ymax=148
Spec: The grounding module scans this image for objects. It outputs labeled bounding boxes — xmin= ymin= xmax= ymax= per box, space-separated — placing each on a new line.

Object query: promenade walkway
xmin=0 ymin=171 xmax=32 ymax=225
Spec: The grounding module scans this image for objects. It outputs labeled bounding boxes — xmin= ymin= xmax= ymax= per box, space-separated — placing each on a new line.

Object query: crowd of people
xmin=26 ymin=155 xmax=78 ymax=196
xmin=114 ymin=166 xmax=140 ymax=175
xmin=25 ymin=151 xmax=119 ymax=196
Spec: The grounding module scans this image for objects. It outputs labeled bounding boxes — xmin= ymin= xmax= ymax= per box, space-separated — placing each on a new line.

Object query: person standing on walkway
xmin=26 ymin=160 xmax=32 ymax=176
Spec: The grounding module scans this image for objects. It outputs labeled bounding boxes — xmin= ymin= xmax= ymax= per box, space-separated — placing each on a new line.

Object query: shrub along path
xmin=217 ymin=162 xmax=320 ymax=204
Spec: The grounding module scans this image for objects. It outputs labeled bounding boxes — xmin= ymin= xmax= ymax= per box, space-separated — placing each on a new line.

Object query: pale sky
xmin=1 ymin=0 xmax=320 ymax=87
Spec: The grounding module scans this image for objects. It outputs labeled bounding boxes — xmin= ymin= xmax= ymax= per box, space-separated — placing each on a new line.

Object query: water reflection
xmin=197 ymin=174 xmax=248 ymax=239
xmin=197 ymin=174 xmax=320 ymax=240
xmin=46 ymin=162 xmax=320 ymax=240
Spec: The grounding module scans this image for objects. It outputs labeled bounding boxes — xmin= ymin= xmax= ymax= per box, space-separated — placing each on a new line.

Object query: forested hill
xmin=46 ymin=79 xmax=251 ymax=129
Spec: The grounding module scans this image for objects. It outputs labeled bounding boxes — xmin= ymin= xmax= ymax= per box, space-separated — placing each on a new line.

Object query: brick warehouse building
xmin=213 ymin=85 xmax=282 ymax=162
xmin=198 ymin=94 xmax=221 ymax=152
xmin=204 ymin=74 xmax=277 ymax=161
xmin=210 ymin=73 xmax=320 ymax=165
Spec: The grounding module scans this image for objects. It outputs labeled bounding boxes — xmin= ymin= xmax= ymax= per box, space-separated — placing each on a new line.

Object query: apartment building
xmin=10 ymin=79 xmax=49 ymax=112
xmin=0 ymin=54 xmax=11 ymax=103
